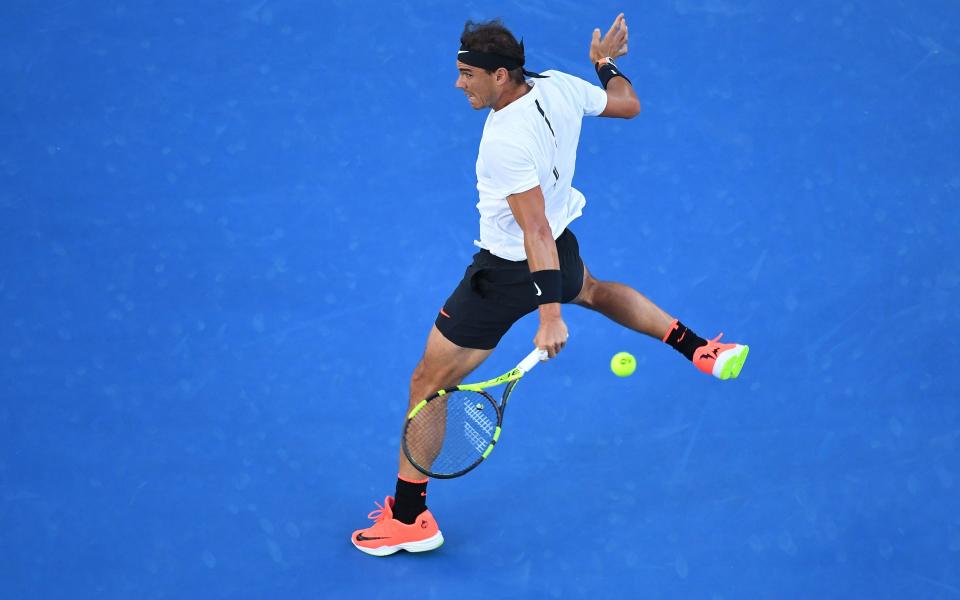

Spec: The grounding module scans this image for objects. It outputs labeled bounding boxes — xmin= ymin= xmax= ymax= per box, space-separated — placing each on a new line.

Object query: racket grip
xmin=517 ymin=348 xmax=549 ymax=373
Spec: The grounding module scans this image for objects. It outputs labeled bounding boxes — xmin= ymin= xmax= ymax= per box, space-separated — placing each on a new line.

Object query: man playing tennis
xmin=352 ymin=14 xmax=749 ymax=556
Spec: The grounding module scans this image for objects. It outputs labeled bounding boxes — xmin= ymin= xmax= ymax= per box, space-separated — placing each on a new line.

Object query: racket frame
xmin=402 ymin=348 xmax=546 ymax=479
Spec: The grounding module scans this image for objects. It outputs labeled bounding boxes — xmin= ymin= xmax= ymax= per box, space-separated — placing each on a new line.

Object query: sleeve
xmin=480 ymin=138 xmax=540 ymax=198
xmin=575 ymin=75 xmax=609 ymax=117
xmin=582 ymin=82 xmax=609 ymax=116
xmin=551 ymin=71 xmax=608 ymax=117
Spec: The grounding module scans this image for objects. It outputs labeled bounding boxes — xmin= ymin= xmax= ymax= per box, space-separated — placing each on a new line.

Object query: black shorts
xmin=435 ymin=228 xmax=585 ymax=350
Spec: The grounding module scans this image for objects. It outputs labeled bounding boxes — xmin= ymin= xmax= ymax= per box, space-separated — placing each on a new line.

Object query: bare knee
xmin=410 ymin=359 xmax=440 ymax=396
xmin=408 ymin=326 xmax=494 ymax=402
xmin=409 ymin=356 xmax=459 ymax=401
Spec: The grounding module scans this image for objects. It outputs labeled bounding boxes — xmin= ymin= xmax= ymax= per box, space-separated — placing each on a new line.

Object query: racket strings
xmin=405 ymin=391 xmax=499 ymax=476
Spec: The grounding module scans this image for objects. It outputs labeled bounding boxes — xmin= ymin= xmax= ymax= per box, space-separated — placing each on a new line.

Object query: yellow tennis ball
xmin=610 ymin=352 xmax=636 ymax=377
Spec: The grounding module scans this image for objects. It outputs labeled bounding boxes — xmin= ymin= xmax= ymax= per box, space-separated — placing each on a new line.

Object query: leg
xmin=355 ymin=256 xmax=543 ymax=555
xmin=353 ymin=322 xmax=499 ymax=556
xmin=572 ymin=264 xmax=674 ymax=340
xmin=572 ymin=263 xmax=749 ymax=379
xmin=397 ymin=325 xmax=494 ymax=481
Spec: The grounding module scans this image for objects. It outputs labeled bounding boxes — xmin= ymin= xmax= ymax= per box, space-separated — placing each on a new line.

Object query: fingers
xmin=544 ymin=339 xmax=565 ymax=358
xmin=590 ymin=27 xmax=601 ymax=58
xmin=604 ymin=13 xmax=622 ymax=40
xmin=536 ymin=337 xmax=558 ymax=358
xmin=535 ymin=335 xmax=569 ymax=358
xmin=615 ymin=17 xmax=629 ymax=57
xmin=597 ymin=13 xmax=630 ymax=59
xmin=615 ymin=18 xmax=628 ymax=45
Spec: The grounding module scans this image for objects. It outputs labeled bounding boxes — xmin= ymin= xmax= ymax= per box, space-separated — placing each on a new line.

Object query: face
xmin=455 ymin=61 xmax=498 ymax=110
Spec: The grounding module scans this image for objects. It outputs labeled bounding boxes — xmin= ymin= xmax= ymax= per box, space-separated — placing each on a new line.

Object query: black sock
xmin=393 ymin=477 xmax=428 ymax=524
xmin=662 ymin=319 xmax=707 ymax=361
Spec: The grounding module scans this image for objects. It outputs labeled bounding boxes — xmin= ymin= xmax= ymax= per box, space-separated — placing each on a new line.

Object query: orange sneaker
xmin=351 ymin=496 xmax=444 ymax=556
xmin=693 ymin=333 xmax=749 ymax=380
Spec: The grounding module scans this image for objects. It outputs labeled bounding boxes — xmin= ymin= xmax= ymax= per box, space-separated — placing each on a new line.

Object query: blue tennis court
xmin=2 ymin=1 xmax=958 ymax=598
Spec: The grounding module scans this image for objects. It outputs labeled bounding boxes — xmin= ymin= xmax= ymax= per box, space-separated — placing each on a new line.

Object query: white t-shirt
xmin=473 ymin=70 xmax=608 ymax=261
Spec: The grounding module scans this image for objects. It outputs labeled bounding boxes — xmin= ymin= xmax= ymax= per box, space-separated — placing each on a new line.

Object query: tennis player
xmin=352 ymin=14 xmax=749 ymax=556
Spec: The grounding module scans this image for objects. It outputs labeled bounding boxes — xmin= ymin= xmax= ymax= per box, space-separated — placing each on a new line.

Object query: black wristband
xmin=530 ymin=269 xmax=562 ymax=305
xmin=595 ymin=60 xmax=631 ymax=89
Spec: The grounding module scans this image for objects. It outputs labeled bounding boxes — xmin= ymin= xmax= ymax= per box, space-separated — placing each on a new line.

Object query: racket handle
xmin=517 ymin=348 xmax=549 ymax=373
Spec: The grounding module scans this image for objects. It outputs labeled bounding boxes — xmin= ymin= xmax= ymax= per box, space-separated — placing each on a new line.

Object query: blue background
xmin=2 ymin=0 xmax=959 ymax=598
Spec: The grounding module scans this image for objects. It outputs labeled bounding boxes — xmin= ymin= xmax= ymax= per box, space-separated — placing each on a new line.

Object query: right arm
xmin=506 ymin=185 xmax=568 ymax=358
xmin=590 ymin=13 xmax=641 ymax=119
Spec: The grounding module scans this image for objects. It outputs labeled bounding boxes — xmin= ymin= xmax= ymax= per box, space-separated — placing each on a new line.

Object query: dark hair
xmin=460 ymin=19 xmax=526 ymax=85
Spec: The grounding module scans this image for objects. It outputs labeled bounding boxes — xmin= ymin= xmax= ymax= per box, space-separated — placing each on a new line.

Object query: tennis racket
xmin=402 ymin=347 xmax=549 ymax=479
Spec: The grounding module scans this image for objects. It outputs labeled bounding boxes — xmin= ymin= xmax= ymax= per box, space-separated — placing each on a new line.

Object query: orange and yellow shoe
xmin=693 ymin=333 xmax=749 ymax=380
xmin=351 ymin=496 xmax=444 ymax=556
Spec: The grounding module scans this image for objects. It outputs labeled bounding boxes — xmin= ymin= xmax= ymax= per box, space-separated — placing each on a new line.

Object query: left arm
xmin=590 ymin=13 xmax=641 ymax=119
xmin=598 ymin=71 xmax=641 ymax=119
xmin=507 ymin=186 xmax=569 ymax=358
